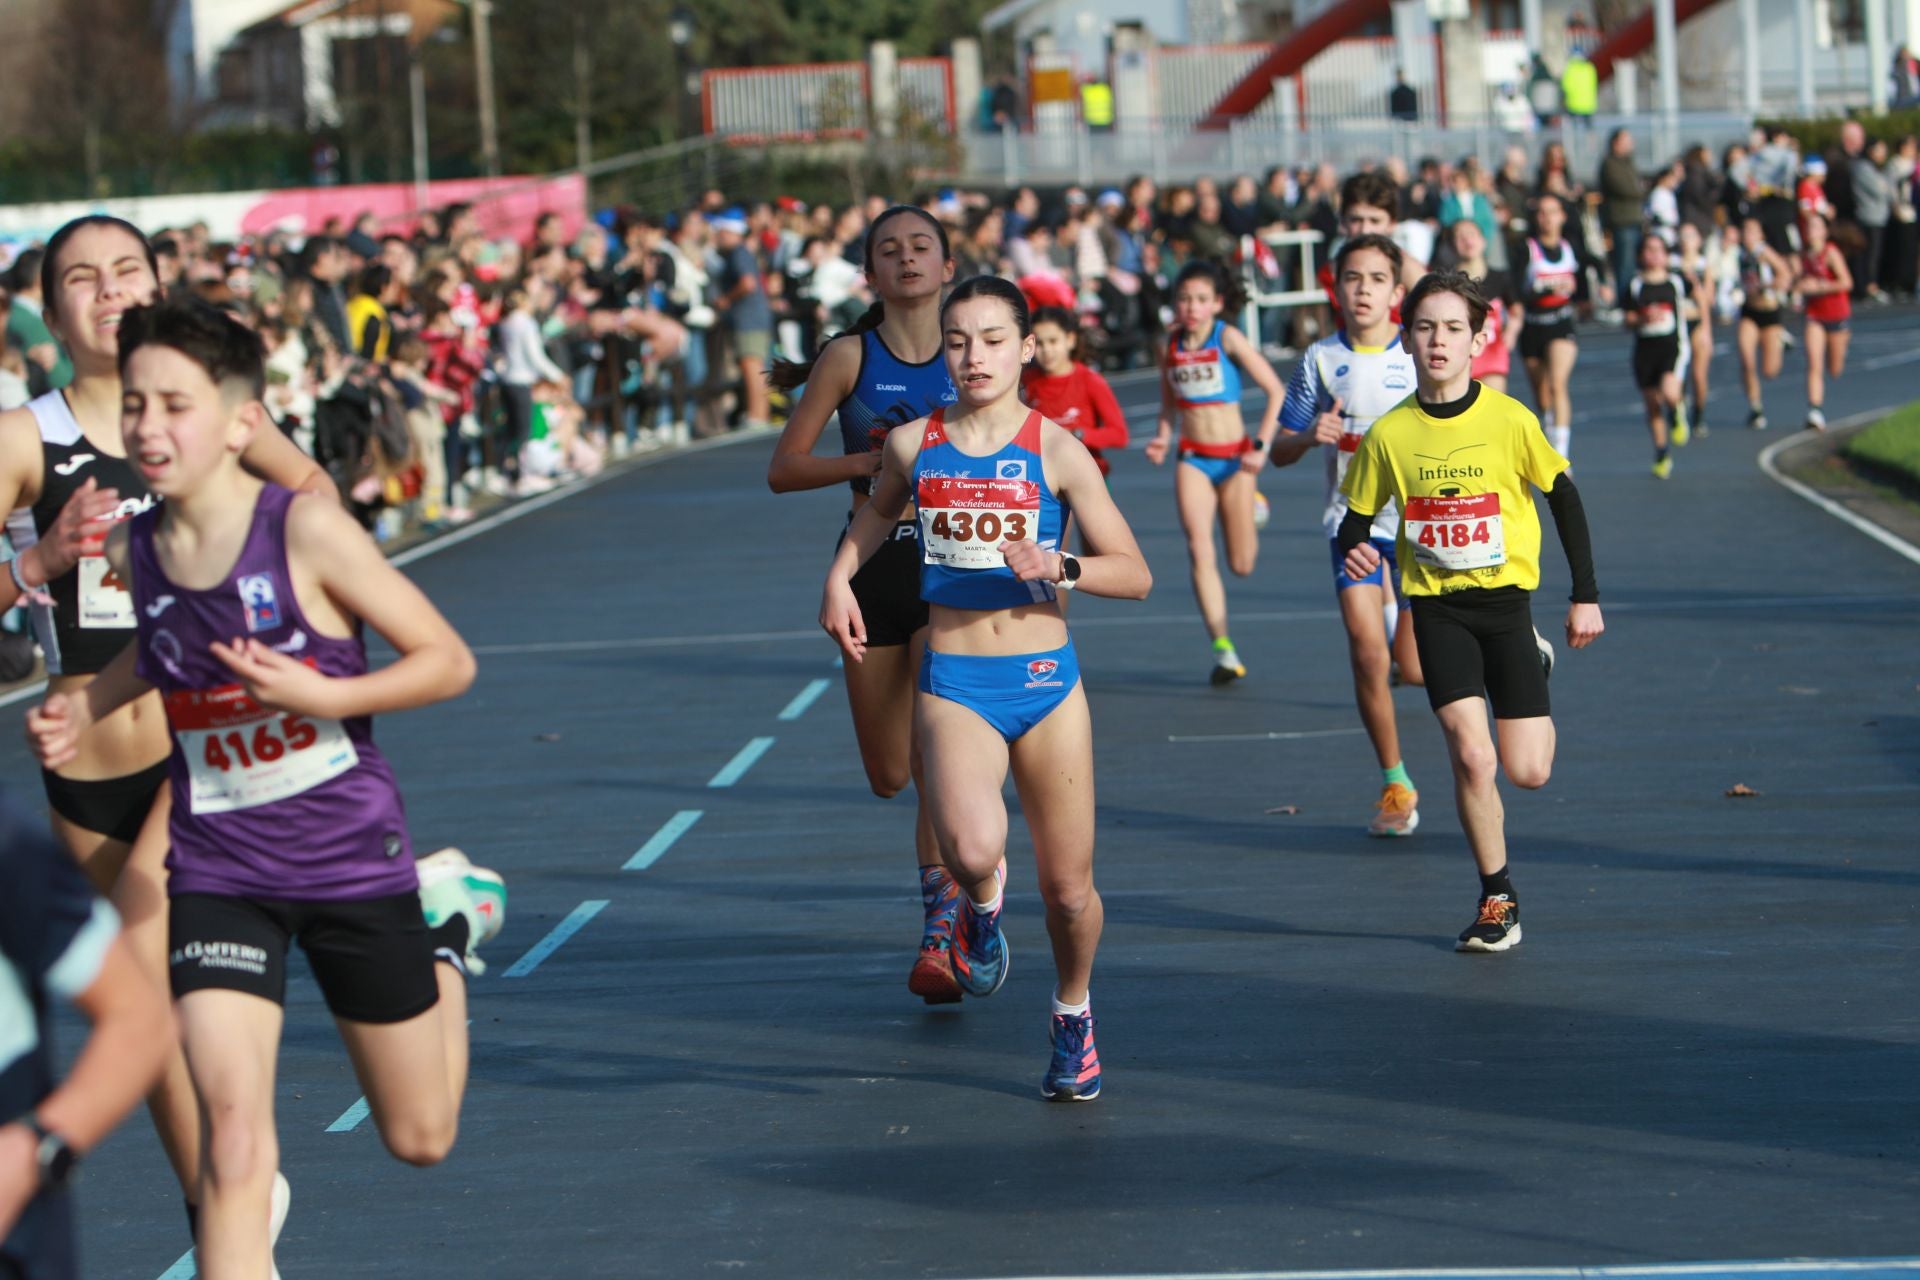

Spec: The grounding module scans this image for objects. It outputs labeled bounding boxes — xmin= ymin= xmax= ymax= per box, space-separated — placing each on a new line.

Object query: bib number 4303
xmin=925 ymin=509 xmax=1030 ymax=546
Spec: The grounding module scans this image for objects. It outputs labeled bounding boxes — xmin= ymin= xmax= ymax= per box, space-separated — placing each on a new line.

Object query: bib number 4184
xmin=1405 ymin=492 xmax=1506 ymax=571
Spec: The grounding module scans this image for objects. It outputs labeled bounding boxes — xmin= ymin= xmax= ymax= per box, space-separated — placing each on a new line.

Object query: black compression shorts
xmin=1411 ymin=587 xmax=1551 ymax=720
xmin=844 ymin=518 xmax=929 ymax=648
xmin=169 ymin=891 xmax=441 ymax=1024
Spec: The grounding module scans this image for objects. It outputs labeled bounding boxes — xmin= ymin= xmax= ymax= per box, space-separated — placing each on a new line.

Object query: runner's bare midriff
xmin=45 ymin=676 xmax=169 ymax=780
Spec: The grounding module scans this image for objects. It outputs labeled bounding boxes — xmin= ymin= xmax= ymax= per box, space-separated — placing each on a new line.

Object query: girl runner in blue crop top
xmin=1143 ymin=261 xmax=1284 ymax=686
xmin=767 ymin=206 xmax=972 ymax=1006
xmin=822 ymin=276 xmax=1152 ymax=1102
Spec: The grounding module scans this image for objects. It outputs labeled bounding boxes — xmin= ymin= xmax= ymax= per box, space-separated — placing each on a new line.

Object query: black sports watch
xmin=1057 ymin=553 xmax=1082 ymax=590
xmin=27 ymin=1115 xmax=79 ymax=1190
xmin=1248 ymin=437 xmax=1268 ymax=452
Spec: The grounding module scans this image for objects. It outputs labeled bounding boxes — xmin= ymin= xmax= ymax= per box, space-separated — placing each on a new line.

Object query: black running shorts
xmin=1519 ymin=314 xmax=1575 ymax=361
xmin=844 ymin=518 xmax=929 ymax=648
xmin=1632 ymin=338 xmax=1682 ymax=390
xmin=1410 ymin=586 xmax=1551 ymax=720
xmin=169 ymin=891 xmax=440 ymax=1024
xmin=41 ymin=761 xmax=168 ymax=845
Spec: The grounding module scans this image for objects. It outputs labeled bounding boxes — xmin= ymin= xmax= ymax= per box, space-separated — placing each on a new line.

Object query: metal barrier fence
xmin=958 ymin=111 xmax=1759 ymax=188
xmin=702 ymin=61 xmax=869 ymax=141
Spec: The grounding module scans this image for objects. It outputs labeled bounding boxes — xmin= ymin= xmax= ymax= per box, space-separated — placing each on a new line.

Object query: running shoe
xmin=269 ymin=1171 xmax=290 ymax=1280
xmin=1253 ymin=491 xmax=1271 ymax=529
xmin=1457 ymin=894 xmax=1522 ymax=952
xmin=1670 ymin=403 xmax=1690 ymax=447
xmin=949 ymin=895 xmax=1010 ymax=998
xmin=1533 ymin=627 xmax=1555 ymax=682
xmin=1652 ymin=455 xmax=1674 ymax=479
xmin=1747 ymin=408 xmax=1768 ymax=430
xmin=1367 ymin=782 xmax=1420 ymax=837
xmin=417 ymin=848 xmax=508 ymax=976
xmin=1210 ymin=644 xmax=1247 ymax=686
xmin=908 ymin=871 xmax=964 ymax=1005
xmin=1040 ymin=1011 xmax=1101 ymax=1102
xmin=1806 ymin=406 xmax=1826 ymax=431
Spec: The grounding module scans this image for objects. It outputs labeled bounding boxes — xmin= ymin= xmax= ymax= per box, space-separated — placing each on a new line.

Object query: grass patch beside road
xmin=1844 ymin=402 xmax=1920 ymax=493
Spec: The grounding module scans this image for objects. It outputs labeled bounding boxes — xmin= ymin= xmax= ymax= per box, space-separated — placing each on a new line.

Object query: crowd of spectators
xmin=0 ymin=117 xmax=1912 ymax=545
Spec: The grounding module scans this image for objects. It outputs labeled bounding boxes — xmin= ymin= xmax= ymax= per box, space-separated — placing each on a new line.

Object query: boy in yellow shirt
xmin=1338 ymin=271 xmax=1604 ymax=952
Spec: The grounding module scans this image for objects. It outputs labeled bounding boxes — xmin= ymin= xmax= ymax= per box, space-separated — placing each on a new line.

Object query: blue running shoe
xmin=1041 ymin=1011 xmax=1101 ymax=1102
xmin=949 ymin=897 xmax=1009 ymax=998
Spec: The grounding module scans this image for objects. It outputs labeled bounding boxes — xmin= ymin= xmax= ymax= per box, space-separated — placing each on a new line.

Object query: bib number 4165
xmin=200 ymin=716 xmax=321 ymax=772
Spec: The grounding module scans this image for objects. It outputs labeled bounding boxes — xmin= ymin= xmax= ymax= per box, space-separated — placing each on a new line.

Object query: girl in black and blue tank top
xmin=767 ymin=206 xmax=967 ymax=1006
xmin=822 ymin=275 xmax=1152 ymax=1101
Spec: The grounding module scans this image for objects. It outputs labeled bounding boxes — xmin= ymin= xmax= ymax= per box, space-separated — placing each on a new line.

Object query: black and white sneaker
xmin=1457 ymin=894 xmax=1522 ymax=953
xmin=1747 ymin=408 xmax=1768 ymax=430
xmin=1806 ymin=407 xmax=1827 ymax=431
xmin=1533 ymin=627 xmax=1555 ymax=682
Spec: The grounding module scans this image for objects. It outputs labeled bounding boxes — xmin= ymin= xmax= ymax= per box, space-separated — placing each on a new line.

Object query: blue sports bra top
xmin=1166 ymin=320 xmax=1243 ymax=409
xmin=913 ymin=409 xmax=1066 ymax=611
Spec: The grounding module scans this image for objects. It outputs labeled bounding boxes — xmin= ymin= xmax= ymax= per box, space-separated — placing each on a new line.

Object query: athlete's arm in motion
xmin=1001 ymin=425 xmax=1151 ymax=600
xmin=1269 ymin=354 xmax=1339 ymax=468
xmin=821 ymin=419 xmax=924 ymax=662
xmin=1143 ymin=356 xmax=1177 ymax=465
xmin=209 ymin=493 xmax=476 ymax=720
xmin=0 ymin=904 xmax=171 ymax=1238
xmin=767 ymin=336 xmax=875 ymax=493
xmin=1337 ymin=505 xmax=1387 ymax=580
xmin=0 ymin=411 xmax=130 ymax=611
xmin=24 ymin=527 xmax=154 ymax=766
xmin=239 ymin=414 xmax=340 ymax=501
xmin=1075 ymin=371 xmax=1130 ymax=453
xmin=1542 ymin=472 xmax=1604 ymax=648
xmin=1220 ymin=325 xmax=1285 ymax=471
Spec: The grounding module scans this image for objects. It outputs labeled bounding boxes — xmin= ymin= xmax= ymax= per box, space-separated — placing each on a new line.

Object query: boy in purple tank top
xmin=26 ymin=300 xmax=505 ymax=1280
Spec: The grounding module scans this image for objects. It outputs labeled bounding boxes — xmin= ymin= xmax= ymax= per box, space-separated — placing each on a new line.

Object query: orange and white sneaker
xmin=1366 ymin=783 xmax=1420 ymax=837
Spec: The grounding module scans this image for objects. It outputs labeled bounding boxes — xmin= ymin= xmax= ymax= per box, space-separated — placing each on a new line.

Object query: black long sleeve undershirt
xmin=1543 ymin=473 xmax=1599 ymax=602
xmin=1338 ymin=472 xmax=1599 ymax=604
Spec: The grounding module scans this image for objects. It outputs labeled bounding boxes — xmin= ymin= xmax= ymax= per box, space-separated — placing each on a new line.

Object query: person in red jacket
xmin=1022 ymin=307 xmax=1129 ymax=479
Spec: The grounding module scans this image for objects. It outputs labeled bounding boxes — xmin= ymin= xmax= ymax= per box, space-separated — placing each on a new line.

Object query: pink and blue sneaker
xmin=1041 ymin=1011 xmax=1100 ymax=1102
xmin=949 ymin=895 xmax=1009 ymax=998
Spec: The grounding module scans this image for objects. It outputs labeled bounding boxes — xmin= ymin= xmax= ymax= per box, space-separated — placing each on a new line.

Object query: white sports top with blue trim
xmin=1279 ymin=332 xmax=1418 ymax=540
xmin=913 ymin=409 xmax=1066 ymax=610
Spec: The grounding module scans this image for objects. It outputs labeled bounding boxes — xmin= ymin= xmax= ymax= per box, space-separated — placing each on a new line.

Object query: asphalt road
xmin=17 ymin=306 xmax=1917 ymax=1280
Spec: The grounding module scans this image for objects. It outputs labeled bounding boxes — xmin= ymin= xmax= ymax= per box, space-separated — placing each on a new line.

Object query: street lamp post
xmin=472 ymin=0 xmax=501 ymax=178
xmin=669 ymin=7 xmax=697 ymax=203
